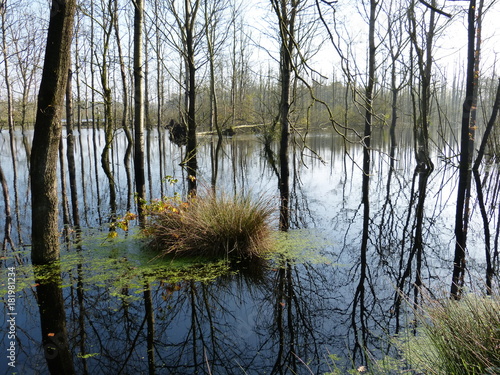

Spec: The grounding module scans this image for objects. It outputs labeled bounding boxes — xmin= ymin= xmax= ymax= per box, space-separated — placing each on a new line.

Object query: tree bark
xmin=134 ymin=0 xmax=146 ymax=222
xmin=31 ymin=0 xmax=77 ymax=265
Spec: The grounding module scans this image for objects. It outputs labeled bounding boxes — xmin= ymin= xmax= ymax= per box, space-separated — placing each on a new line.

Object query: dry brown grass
xmin=144 ymin=192 xmax=274 ymax=259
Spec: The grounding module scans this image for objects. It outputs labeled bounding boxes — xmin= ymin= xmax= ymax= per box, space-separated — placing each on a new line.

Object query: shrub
xmin=144 ymin=192 xmax=274 ymax=259
xmin=397 ymin=291 xmax=500 ymax=375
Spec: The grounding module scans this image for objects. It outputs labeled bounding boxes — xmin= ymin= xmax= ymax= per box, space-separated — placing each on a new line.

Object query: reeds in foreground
xmin=398 ymin=291 xmax=500 ymax=375
xmin=144 ymin=193 xmax=274 ymax=259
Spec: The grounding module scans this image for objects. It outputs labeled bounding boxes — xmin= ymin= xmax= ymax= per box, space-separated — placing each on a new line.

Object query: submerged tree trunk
xmin=472 ymin=78 xmax=500 ymax=293
xmin=271 ymin=0 xmax=297 ymax=232
xmin=1 ymin=1 xmax=22 ymax=244
xmin=353 ymin=0 xmax=378 ymax=357
xmin=113 ymin=3 xmax=133 ymax=212
xmin=204 ymin=0 xmax=224 ymax=189
xmin=134 ymin=0 xmax=146 ymax=223
xmin=66 ymin=67 xmax=81 ymax=230
xmin=184 ymin=0 xmax=199 ymax=195
xmin=99 ymin=0 xmax=117 ymax=217
xmin=30 ymin=0 xmax=77 ymax=265
xmin=451 ymin=0 xmax=479 ymax=299
xmin=408 ymin=0 xmax=436 ymax=171
xmin=0 ymin=163 xmax=14 ymax=251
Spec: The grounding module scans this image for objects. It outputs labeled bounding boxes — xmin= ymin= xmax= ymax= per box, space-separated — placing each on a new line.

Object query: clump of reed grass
xmin=398 ymin=291 xmax=500 ymax=375
xmin=144 ymin=192 xmax=274 ymax=259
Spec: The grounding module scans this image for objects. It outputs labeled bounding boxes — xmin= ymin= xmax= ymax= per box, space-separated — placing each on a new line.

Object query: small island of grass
xmin=143 ymin=192 xmax=275 ymax=260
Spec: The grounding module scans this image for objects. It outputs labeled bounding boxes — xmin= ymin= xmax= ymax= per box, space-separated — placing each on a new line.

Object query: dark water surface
xmin=0 ymin=128 xmax=494 ymax=374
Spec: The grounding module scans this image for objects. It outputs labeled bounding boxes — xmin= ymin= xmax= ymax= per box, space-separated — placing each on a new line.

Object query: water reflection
xmin=34 ymin=264 xmax=75 ymax=374
xmin=0 ymin=128 xmax=497 ymax=373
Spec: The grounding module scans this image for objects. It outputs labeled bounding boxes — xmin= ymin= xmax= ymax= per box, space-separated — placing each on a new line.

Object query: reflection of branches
xmin=392 ymin=166 xmax=432 ymax=332
xmin=268 ymin=257 xmax=334 ymax=373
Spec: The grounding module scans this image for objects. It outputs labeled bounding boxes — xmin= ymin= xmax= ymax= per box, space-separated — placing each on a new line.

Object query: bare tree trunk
xmin=408 ymin=0 xmax=436 ymax=170
xmin=271 ymin=0 xmax=298 ymax=232
xmin=472 ymin=79 xmax=500 ymax=293
xmin=66 ymin=66 xmax=81 ymax=229
xmin=99 ymin=0 xmax=117 ymax=217
xmin=59 ymin=132 xmax=71 ymax=235
xmin=113 ymin=0 xmax=133 ymax=211
xmin=204 ymin=0 xmax=224 ymax=189
xmin=30 ymin=1 xmax=77 ymax=261
xmin=90 ymin=0 xmax=102 ymax=223
xmin=451 ymin=0 xmax=480 ymax=299
xmin=154 ymin=0 xmax=165 ymax=197
xmin=351 ymin=0 xmax=378 ymax=358
xmin=1 ymin=1 xmax=21 ymax=244
xmin=0 ymin=163 xmax=14 ymax=251
xmin=184 ymin=0 xmax=200 ymax=195
xmin=134 ymin=0 xmax=146 ymax=222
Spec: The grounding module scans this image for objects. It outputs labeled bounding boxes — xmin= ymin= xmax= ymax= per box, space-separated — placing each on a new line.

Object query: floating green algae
xmin=0 ymin=229 xmax=234 ymax=300
xmin=266 ymin=229 xmax=337 ymax=266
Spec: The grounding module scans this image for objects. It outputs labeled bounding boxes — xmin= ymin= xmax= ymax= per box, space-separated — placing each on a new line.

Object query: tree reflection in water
xmin=1 ymin=128 xmax=498 ymax=373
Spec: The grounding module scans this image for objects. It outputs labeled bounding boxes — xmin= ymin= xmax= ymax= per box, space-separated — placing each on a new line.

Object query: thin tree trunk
xmin=134 ymin=0 xmax=146 ymax=222
xmin=451 ymin=0 xmax=479 ymax=299
xmin=59 ymin=134 xmax=71 ymax=235
xmin=113 ymin=2 xmax=133 ymax=211
xmin=354 ymin=0 xmax=377 ymax=356
xmin=184 ymin=0 xmax=199 ymax=195
xmin=472 ymin=78 xmax=500 ymax=293
xmin=66 ymin=67 xmax=81 ymax=229
xmin=0 ymin=163 xmax=14 ymax=251
xmin=99 ymin=2 xmax=117 ymax=217
xmin=272 ymin=0 xmax=297 ymax=232
xmin=1 ymin=1 xmax=22 ymax=244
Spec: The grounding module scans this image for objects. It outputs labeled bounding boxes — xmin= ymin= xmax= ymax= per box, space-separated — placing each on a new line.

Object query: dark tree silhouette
xmin=451 ymin=0 xmax=481 ymax=299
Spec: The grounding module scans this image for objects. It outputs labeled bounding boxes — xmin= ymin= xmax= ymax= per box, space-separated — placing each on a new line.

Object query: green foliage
xmin=396 ymin=292 xmax=500 ymax=375
xmin=144 ymin=192 xmax=274 ymax=259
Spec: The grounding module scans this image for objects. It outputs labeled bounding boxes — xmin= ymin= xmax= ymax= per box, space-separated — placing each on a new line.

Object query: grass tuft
xmin=398 ymin=291 xmax=500 ymax=375
xmin=144 ymin=192 xmax=274 ymax=259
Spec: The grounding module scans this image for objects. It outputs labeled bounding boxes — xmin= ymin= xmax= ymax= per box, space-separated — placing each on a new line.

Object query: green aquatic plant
xmin=0 ymin=231 xmax=234 ymax=300
xmin=144 ymin=192 xmax=274 ymax=259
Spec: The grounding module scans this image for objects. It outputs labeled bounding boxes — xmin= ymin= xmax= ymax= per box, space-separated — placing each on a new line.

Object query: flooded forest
xmin=1 ymin=0 xmax=500 ymax=374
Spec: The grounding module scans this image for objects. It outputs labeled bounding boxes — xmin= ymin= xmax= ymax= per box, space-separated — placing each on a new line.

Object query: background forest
xmin=0 ymin=0 xmax=498 ymax=135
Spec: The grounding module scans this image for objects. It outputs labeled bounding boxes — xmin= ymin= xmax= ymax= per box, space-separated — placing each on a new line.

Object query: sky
xmin=244 ymin=0 xmax=500 ymax=86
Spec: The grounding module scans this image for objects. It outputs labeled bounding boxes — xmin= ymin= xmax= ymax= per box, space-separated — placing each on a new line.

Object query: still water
xmin=0 ymin=127 xmax=494 ymax=374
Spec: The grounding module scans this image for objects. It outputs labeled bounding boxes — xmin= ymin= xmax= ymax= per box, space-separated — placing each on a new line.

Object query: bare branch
xmin=418 ymin=0 xmax=452 ymax=18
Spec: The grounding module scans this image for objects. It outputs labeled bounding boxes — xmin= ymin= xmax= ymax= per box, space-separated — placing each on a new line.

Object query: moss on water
xmin=0 ymin=229 xmax=233 ymax=299
xmin=266 ymin=229 xmax=337 ymax=266
xmin=0 ymin=228 xmax=337 ymax=301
